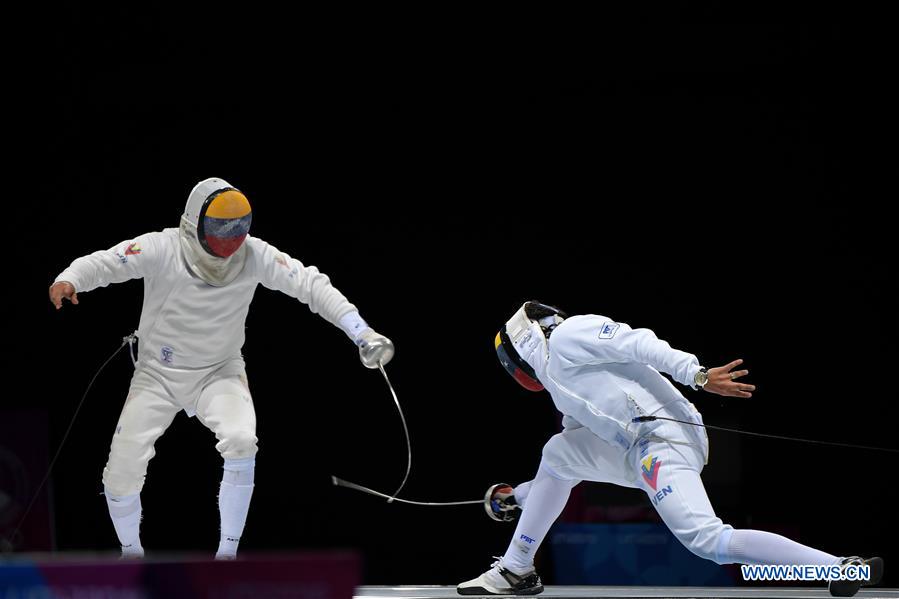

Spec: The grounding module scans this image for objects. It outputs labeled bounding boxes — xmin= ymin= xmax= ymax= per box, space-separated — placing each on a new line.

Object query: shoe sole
xmin=829 ymin=557 xmax=884 ymax=597
xmin=865 ymin=557 xmax=884 ymax=586
xmin=457 ymin=584 xmax=544 ymax=596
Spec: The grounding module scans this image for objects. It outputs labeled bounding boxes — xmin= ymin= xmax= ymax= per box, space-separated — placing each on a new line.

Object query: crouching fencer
xmin=458 ymin=302 xmax=882 ymax=597
xmin=49 ymin=178 xmax=394 ymax=559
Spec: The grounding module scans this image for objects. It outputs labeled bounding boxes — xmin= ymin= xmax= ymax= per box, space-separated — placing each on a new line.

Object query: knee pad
xmin=102 ymin=466 xmax=146 ymax=497
xmin=103 ymin=438 xmax=154 ymax=496
xmin=540 ymin=435 xmax=577 ymax=479
xmin=216 ymin=430 xmax=258 ymax=460
xmin=541 ymin=434 xmax=565 ymax=460
xmin=536 ymin=459 xmax=580 ymax=486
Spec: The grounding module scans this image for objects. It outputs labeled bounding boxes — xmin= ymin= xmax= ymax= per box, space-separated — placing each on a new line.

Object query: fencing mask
xmin=494 ymin=301 xmax=567 ymax=391
xmin=179 ymin=178 xmax=252 ymax=286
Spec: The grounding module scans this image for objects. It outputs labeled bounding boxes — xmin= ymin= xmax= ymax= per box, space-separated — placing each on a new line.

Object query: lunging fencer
xmin=458 ymin=302 xmax=882 ymax=597
xmin=49 ymin=178 xmax=394 ymax=559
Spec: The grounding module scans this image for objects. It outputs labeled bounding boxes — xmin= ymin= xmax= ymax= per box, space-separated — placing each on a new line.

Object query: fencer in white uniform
xmin=458 ymin=302 xmax=881 ymax=597
xmin=49 ymin=178 xmax=394 ymax=559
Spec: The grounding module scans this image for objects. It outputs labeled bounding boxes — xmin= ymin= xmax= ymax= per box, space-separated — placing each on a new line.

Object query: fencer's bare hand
xmin=704 ymin=359 xmax=755 ymax=398
xmin=49 ymin=281 xmax=78 ymax=310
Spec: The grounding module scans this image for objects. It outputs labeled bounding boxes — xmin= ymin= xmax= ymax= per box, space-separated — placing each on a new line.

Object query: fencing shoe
xmin=458 ymin=557 xmax=543 ymax=595
xmin=828 ymin=556 xmax=883 ymax=597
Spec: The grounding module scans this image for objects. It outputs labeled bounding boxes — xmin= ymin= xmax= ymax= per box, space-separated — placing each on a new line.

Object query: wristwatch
xmin=693 ymin=367 xmax=709 ymax=389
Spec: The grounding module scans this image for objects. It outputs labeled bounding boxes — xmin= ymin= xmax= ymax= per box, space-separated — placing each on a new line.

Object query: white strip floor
xmin=356 ymin=586 xmax=899 ymax=599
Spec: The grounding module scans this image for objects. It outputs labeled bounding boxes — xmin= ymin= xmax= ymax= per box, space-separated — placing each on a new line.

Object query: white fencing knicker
xmin=103 ymin=357 xmax=257 ymax=497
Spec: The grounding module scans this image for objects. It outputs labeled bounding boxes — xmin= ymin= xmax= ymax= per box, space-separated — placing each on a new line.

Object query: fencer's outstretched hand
xmin=49 ymin=281 xmax=79 ymax=310
xmin=704 ymin=359 xmax=755 ymax=398
xmin=357 ymin=329 xmax=395 ymax=369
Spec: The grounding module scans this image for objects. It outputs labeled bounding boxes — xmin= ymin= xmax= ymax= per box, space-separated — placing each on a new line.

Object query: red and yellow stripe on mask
xmin=495 ymin=330 xmax=544 ymax=392
xmin=199 ymin=189 xmax=253 ymax=258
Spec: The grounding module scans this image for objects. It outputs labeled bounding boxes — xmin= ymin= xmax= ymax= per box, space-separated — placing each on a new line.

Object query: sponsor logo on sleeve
xmin=125 ymin=243 xmax=142 ymax=256
xmin=599 ymin=322 xmax=620 ymax=339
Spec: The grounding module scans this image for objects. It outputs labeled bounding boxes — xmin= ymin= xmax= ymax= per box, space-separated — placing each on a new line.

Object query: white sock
xmin=727 ymin=529 xmax=840 ymax=566
xmin=105 ymin=489 xmax=144 ymax=556
xmin=216 ymin=457 xmax=255 ymax=558
xmin=502 ymin=463 xmax=577 ymax=574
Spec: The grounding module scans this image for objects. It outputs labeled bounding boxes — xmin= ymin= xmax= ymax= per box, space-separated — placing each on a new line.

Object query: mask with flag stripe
xmin=179 ymin=177 xmax=252 ymax=287
xmin=197 ymin=188 xmax=252 ymax=258
xmin=495 ymin=301 xmax=568 ymax=392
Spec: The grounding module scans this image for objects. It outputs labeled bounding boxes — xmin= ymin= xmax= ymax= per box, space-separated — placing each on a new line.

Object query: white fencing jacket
xmin=537 ymin=315 xmax=706 ymax=452
xmin=54 ymin=229 xmax=358 ymax=369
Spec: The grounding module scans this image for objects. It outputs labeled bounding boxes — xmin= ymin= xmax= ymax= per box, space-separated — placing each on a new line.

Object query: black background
xmin=10 ymin=9 xmax=896 ymax=588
